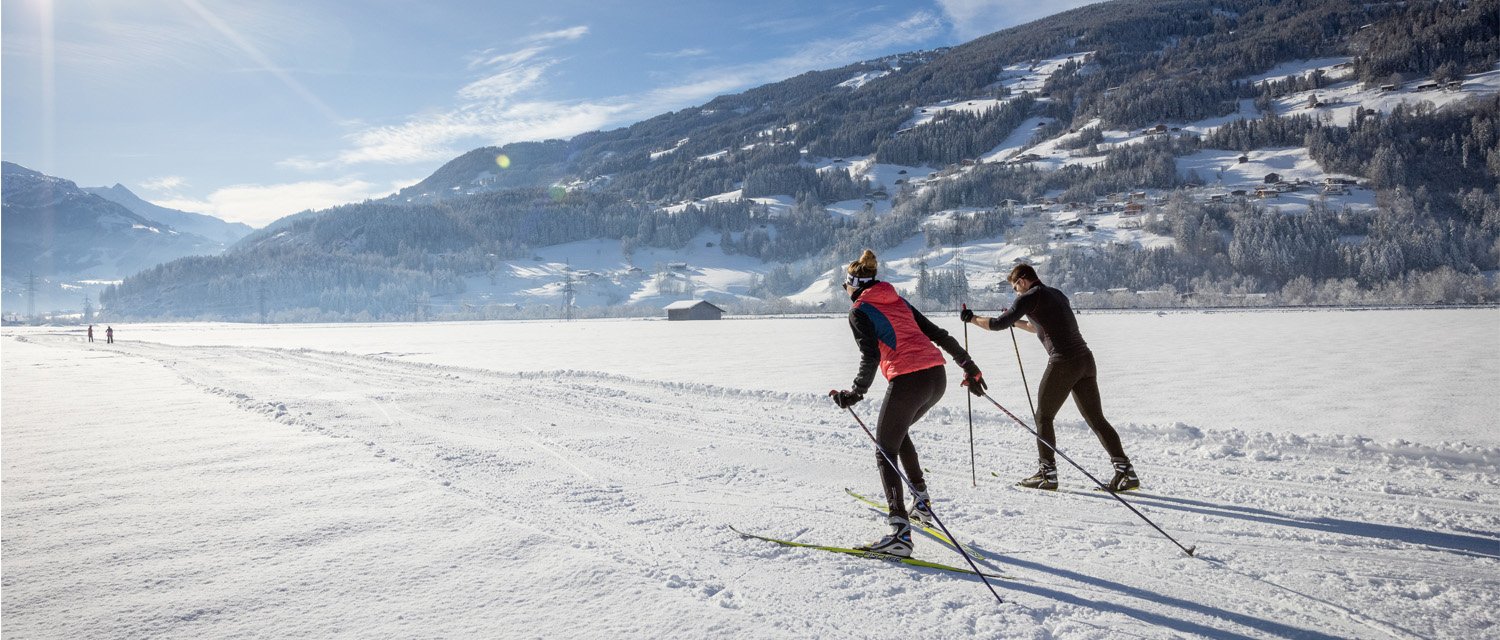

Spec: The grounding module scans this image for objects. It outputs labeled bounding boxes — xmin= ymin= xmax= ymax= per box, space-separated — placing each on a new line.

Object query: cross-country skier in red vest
xmin=830 ymin=249 xmax=987 ymax=557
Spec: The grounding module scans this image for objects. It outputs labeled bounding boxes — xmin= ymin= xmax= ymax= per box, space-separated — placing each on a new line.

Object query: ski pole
xmin=976 ymin=392 xmax=1198 ymax=557
xmin=1009 ymin=327 xmax=1038 ymax=426
xmin=962 ymin=303 xmax=975 ymax=487
xmin=841 ymin=404 xmax=1005 ymax=605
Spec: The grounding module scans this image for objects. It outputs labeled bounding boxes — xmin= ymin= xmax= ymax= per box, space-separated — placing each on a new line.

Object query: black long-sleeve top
xmin=985 ymin=283 xmax=1090 ymax=361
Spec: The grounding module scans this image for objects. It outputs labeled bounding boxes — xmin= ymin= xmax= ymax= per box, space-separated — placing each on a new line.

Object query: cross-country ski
xmin=845 ymin=488 xmax=990 ymax=560
xmin=727 ymin=525 xmax=1012 ymax=580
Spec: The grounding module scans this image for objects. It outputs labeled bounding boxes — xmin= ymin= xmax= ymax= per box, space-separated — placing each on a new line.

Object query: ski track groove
xmin=112 ymin=341 xmax=686 ymax=571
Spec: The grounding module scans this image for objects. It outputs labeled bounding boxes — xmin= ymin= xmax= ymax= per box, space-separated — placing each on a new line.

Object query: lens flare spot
xmin=548 ymin=185 xmax=567 ymax=202
xmin=496 ymin=154 xmax=512 ymax=169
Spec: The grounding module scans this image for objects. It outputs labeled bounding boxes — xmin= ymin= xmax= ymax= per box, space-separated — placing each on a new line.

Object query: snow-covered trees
xmin=97 ymin=0 xmax=1500 ymax=318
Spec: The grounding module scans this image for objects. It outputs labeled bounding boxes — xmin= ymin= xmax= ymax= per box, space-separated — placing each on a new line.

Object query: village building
xmin=664 ymin=300 xmax=724 ymax=321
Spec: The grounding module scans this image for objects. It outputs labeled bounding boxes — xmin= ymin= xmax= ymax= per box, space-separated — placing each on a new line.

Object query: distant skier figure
xmin=961 ymin=263 xmax=1139 ymax=492
xmin=105 ymin=326 xmax=114 ymax=344
xmin=830 ymin=249 xmax=987 ymax=557
xmin=87 ymin=325 xmax=94 ymax=342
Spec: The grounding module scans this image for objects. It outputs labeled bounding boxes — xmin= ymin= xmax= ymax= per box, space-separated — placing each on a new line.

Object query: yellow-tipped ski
xmin=844 ymin=488 xmax=987 ymax=560
xmin=728 ymin=525 xmax=1010 ymax=580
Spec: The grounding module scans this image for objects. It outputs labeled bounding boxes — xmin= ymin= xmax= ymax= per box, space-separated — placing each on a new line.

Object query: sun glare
xmin=496 ymin=154 xmax=511 ymax=169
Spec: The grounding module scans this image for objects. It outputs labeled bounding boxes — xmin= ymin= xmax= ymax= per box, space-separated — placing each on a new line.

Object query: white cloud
xmin=276 ymin=156 xmax=338 ymax=172
xmin=457 ymin=61 xmax=552 ymax=102
xmin=151 ymin=178 xmax=398 ymax=228
xmin=329 ymin=11 xmax=945 ymax=169
xmin=648 ymin=48 xmax=710 ymax=59
xmin=471 ymin=46 xmax=547 ymax=70
xmin=936 ymin=0 xmax=1106 ymax=40
xmin=139 ymin=176 xmax=187 ymax=192
xmin=522 ymin=26 xmax=589 ymax=44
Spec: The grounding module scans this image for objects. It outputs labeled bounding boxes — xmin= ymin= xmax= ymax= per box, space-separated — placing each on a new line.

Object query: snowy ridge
xmin=5 ymin=322 xmax=1497 ymax=638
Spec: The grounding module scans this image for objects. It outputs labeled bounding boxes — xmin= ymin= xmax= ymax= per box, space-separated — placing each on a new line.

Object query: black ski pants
xmin=1034 ymin=351 xmax=1127 ymax=464
xmin=874 ymin=365 xmax=946 ymax=519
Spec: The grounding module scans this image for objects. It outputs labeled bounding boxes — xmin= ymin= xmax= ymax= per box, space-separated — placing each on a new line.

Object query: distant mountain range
xmin=1 ymin=161 xmax=250 ymax=315
xmin=82 ymin=184 xmax=252 ymax=245
xmin=96 ymin=0 xmax=1500 ymax=320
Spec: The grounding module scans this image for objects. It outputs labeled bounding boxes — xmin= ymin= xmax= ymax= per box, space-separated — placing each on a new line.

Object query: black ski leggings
xmin=1034 ymin=351 xmax=1128 ymax=464
xmin=874 ymin=365 xmax=947 ymax=519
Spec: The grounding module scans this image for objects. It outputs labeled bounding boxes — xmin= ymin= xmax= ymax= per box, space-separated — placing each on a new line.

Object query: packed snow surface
xmin=4 ymin=309 xmax=1498 ymax=638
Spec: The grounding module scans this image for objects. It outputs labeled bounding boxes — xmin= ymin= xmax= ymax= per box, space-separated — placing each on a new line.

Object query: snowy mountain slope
xmin=455 ymin=59 xmax=1500 ymax=314
xmin=4 ymin=313 xmax=1496 ymax=638
xmin=1 ymin=162 xmax=226 ymax=313
xmin=899 ymin=52 xmax=1090 ymax=132
xmin=436 ymin=193 xmax=1191 ymax=313
xmin=82 ymin=184 xmax=252 ymax=246
xmin=1263 ymin=63 xmax=1500 ymax=127
xmin=836 ymin=70 xmax=890 ymax=90
xmin=990 ymin=62 xmax=1499 ymax=173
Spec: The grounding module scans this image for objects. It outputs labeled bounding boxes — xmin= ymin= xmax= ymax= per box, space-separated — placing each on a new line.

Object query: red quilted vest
xmin=853 ymin=282 xmax=945 ymax=380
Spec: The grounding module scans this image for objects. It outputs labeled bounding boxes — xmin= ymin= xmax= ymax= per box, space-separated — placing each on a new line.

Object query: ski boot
xmin=909 ymin=489 xmax=935 ymax=527
xmin=1108 ymin=457 xmax=1140 ymax=492
xmin=1017 ymin=460 xmax=1059 ymax=490
xmin=857 ymin=514 xmax=913 ymax=557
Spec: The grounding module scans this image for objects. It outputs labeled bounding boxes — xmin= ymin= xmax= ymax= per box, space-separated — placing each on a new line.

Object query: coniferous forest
xmin=101 ymin=0 xmax=1500 ymax=320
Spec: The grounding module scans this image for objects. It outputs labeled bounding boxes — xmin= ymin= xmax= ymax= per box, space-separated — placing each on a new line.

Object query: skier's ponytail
xmin=847 ymin=249 xmax=878 ymax=279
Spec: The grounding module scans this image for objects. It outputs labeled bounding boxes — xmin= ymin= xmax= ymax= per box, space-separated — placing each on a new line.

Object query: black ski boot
xmin=909 ymin=489 xmax=935 ymax=527
xmin=1017 ymin=460 xmax=1059 ymax=490
xmin=1108 ymin=457 xmax=1140 ymax=492
xmin=857 ymin=514 xmax=913 ymax=557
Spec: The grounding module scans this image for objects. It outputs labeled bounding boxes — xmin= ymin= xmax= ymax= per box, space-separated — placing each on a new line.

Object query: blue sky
xmin=3 ymin=0 xmax=1100 ymax=227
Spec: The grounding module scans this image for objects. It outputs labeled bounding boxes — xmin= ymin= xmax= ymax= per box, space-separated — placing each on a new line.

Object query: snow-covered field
xmin=3 ymin=309 xmax=1497 ymax=638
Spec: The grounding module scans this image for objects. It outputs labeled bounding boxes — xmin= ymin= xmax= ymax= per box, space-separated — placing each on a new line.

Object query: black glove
xmin=960 ymin=308 xmax=975 ymax=323
xmin=959 ymin=360 xmax=987 ymax=396
xmin=829 ymin=389 xmax=864 ymax=409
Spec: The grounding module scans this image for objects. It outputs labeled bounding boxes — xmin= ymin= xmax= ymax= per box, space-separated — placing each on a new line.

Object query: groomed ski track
xmin=4 ymin=333 xmax=1497 ymax=638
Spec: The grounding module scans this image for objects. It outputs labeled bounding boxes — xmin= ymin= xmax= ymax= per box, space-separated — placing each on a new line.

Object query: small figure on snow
xmin=105 ymin=325 xmax=114 ymax=344
xmin=831 ymin=249 xmax=987 ymax=557
xmin=961 ymin=264 xmax=1139 ymax=492
xmin=87 ymin=325 xmax=94 ymax=343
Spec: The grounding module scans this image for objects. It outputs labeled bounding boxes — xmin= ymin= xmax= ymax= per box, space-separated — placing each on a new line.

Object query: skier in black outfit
xmin=830 ymin=249 xmax=987 ymax=557
xmin=961 ymin=263 xmax=1140 ymax=492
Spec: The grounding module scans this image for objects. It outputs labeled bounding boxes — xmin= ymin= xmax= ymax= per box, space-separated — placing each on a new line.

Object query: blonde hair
xmin=847 ymin=249 xmax=878 ymax=278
